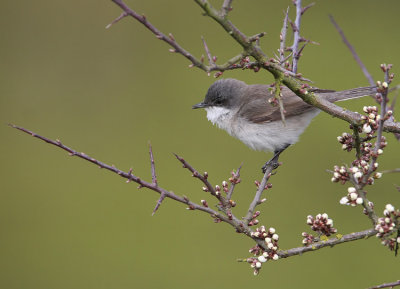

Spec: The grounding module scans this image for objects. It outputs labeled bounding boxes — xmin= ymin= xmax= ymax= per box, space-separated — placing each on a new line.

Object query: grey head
xmin=192 ymin=78 xmax=247 ymax=109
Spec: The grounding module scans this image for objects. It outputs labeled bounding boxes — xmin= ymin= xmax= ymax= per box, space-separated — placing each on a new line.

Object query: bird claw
xmin=261 ymin=158 xmax=280 ymax=173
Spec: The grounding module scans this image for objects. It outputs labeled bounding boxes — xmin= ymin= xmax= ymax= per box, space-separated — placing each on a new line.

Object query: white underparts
xmin=205 ymin=106 xmax=320 ymax=152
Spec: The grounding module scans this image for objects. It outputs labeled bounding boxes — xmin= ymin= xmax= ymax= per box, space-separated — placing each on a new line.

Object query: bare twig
xmin=201 ymin=36 xmax=215 ymax=68
xmin=248 ymin=32 xmax=267 ymax=43
xmin=301 ymin=2 xmax=315 ymax=15
xmin=370 ymin=280 xmax=400 ymax=289
xmin=278 ymin=228 xmax=377 ymax=258
xmin=244 ymin=162 xmax=276 ymax=224
xmin=148 ymin=143 xmax=165 ymax=215
xmin=291 ymin=0 xmax=303 ymax=73
xmin=149 ymin=143 xmax=158 ymax=186
xmin=105 ymin=11 xmax=128 ymax=29
xmin=352 ymin=125 xmax=362 ymax=159
xmin=274 ymin=78 xmax=286 ymax=124
xmin=279 ymin=7 xmax=289 ymax=64
xmin=226 ymin=164 xmax=242 ymax=201
xmin=9 ymin=124 xmax=229 ymax=220
xmin=173 ymin=153 xmax=216 ymax=196
xmin=381 ymin=168 xmax=400 ymax=174
xmin=220 ymin=0 xmax=233 ymax=18
xmin=329 ymin=15 xmax=375 ymax=87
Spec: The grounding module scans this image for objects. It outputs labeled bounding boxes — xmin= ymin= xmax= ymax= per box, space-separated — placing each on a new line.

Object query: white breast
xmin=205 ymin=106 xmax=320 ymax=152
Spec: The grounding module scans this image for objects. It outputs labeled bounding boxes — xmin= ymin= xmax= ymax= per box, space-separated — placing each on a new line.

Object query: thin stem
xmin=279 ymin=7 xmax=289 ymax=63
xmin=244 ymin=163 xmax=275 ymax=224
xmin=291 ymin=0 xmax=302 ymax=73
xmin=220 ymin=0 xmax=233 ymax=18
xmin=329 ymin=15 xmax=375 ymax=87
xmin=369 ymin=280 xmax=400 ymax=289
xmin=226 ymin=164 xmax=242 ymax=201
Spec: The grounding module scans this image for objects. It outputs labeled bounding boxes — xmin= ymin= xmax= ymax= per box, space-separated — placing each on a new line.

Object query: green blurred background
xmin=1 ymin=0 xmax=399 ymax=288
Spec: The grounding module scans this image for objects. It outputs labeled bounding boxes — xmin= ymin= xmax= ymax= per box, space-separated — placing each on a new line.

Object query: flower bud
xmin=347 ymin=187 xmax=357 ymax=194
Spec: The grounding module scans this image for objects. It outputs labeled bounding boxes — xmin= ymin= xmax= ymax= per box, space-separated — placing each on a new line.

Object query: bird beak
xmin=192 ymin=102 xmax=207 ymax=109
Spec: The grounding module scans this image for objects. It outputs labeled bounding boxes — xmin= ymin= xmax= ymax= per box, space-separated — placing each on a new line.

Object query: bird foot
xmin=261 ymin=158 xmax=280 ymax=173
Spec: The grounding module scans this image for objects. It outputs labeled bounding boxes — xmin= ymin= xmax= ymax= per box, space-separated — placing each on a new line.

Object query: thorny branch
xmin=107 ymin=0 xmax=400 ymax=134
xmin=10 ymin=123 xmax=384 ymax=263
xmin=370 ymin=280 xmax=400 ymax=289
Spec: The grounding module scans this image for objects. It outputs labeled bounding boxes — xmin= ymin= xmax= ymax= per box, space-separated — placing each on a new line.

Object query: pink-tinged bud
xmin=201 ymin=200 xmax=208 ymax=207
xmin=212 ymin=56 xmax=217 ymax=63
xmin=203 ymin=172 xmax=208 ymax=178
xmin=202 ymin=186 xmax=208 ymax=192
xmin=215 ymin=185 xmax=221 ymax=191
xmin=222 ymin=181 xmax=228 ymax=187
xmin=214 ymin=71 xmax=223 ymax=78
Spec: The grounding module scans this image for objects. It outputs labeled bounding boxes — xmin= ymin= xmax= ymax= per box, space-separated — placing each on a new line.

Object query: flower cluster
xmin=229 ymin=169 xmax=241 ymax=185
xmin=247 ymin=226 xmax=280 ymax=275
xmin=301 ymin=232 xmax=317 ymax=246
xmin=301 ymin=213 xmax=337 ymax=245
xmin=360 ymin=106 xmax=380 ymax=135
xmin=331 ymin=165 xmax=350 ymax=184
xmin=306 ymin=213 xmax=337 ymax=236
xmin=376 ymin=204 xmax=400 ymax=251
xmin=337 ymin=132 xmax=354 ymax=152
xmin=339 ymin=187 xmax=364 ymax=207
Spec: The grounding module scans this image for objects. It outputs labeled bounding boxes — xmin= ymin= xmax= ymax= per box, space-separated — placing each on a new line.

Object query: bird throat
xmin=205 ymin=106 xmax=233 ymax=131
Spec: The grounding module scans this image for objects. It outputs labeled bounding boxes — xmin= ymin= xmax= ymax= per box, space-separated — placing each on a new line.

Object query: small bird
xmin=193 ymin=78 xmax=375 ymax=172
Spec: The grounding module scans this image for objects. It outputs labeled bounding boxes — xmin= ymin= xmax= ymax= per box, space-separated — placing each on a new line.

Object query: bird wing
xmin=238 ymin=84 xmax=316 ymax=124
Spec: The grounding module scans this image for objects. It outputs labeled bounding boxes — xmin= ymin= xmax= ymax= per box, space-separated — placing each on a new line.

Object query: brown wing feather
xmin=238 ymin=84 xmax=316 ymax=123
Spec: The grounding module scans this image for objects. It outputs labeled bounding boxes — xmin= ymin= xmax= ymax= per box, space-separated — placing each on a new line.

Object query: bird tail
xmin=318 ymin=86 xmax=376 ymax=103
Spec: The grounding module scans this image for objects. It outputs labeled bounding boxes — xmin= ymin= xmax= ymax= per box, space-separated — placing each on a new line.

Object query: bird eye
xmin=215 ymin=98 xmax=223 ymax=105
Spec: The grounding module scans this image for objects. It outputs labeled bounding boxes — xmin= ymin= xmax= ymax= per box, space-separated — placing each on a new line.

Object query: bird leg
xmin=261 ymin=144 xmax=290 ymax=173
